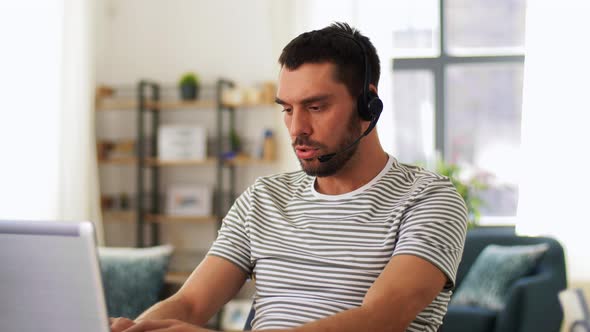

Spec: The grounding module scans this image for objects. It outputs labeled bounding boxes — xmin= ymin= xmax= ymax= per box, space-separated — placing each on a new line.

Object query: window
xmin=391 ymin=0 xmax=527 ymax=220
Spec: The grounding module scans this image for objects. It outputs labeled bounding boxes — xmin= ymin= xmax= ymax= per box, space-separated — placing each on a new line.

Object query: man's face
xmin=276 ymin=62 xmax=362 ymax=177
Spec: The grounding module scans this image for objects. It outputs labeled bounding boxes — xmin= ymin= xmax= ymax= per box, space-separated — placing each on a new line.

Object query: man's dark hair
xmin=278 ymin=22 xmax=380 ymax=99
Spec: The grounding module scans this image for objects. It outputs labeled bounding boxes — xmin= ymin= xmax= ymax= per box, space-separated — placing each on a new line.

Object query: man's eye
xmin=282 ymin=108 xmax=292 ymax=113
xmin=309 ymin=105 xmax=322 ymax=111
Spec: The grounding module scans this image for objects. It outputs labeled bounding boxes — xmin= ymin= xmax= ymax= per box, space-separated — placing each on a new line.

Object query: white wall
xmin=99 ymin=0 xmax=272 ymax=84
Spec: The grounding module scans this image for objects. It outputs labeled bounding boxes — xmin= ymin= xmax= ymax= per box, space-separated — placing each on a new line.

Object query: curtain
xmin=58 ymin=0 xmax=103 ymax=244
xmin=0 ymin=0 xmax=103 ymax=244
xmin=516 ymin=0 xmax=590 ymax=281
xmin=0 ymin=2 xmax=62 ymax=220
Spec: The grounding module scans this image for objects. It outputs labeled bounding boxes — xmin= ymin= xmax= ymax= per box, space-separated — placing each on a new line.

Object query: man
xmin=111 ymin=22 xmax=467 ymax=332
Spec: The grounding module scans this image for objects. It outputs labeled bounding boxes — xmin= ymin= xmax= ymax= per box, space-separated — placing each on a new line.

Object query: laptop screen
xmin=0 ymin=220 xmax=109 ymax=332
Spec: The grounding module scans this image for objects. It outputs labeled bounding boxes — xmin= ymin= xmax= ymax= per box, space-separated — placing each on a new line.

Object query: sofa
xmin=440 ymin=227 xmax=567 ymax=332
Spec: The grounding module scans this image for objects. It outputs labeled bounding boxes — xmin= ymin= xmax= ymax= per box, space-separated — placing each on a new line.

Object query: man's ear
xmin=369 ymin=84 xmax=378 ymax=95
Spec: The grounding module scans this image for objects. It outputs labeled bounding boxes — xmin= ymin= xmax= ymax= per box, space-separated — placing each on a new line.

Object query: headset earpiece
xmin=367 ymin=91 xmax=383 ymax=120
xmin=358 ymin=91 xmax=383 ymax=121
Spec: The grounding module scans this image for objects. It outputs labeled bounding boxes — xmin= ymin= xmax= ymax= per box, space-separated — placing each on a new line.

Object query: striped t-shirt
xmin=208 ymin=155 xmax=468 ymax=331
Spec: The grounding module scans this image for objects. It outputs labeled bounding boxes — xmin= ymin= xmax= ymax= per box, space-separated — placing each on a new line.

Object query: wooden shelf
xmin=96 ymin=99 xmax=215 ymax=111
xmin=158 ymin=99 xmax=217 ymax=110
xmin=96 ymin=98 xmax=275 ymax=111
xmin=146 ymin=157 xmax=217 ymax=167
xmin=145 ymin=214 xmax=218 ymax=223
xmin=102 ymin=211 xmax=217 ymax=224
xmin=102 ymin=210 xmax=135 ymax=223
xmin=145 ymin=157 xmax=275 ymax=167
xmin=226 ymin=157 xmax=276 ymax=166
xmin=98 ymin=157 xmax=137 ymax=165
xmin=98 ymin=157 xmax=275 ymax=167
xmin=222 ymin=101 xmax=277 ymax=108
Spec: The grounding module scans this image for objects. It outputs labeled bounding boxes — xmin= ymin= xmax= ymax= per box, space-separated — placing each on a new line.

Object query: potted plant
xmin=434 ymin=160 xmax=487 ymax=229
xmin=178 ymin=72 xmax=200 ymax=100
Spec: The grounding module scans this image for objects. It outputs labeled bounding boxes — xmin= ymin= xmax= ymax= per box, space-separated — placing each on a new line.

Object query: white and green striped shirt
xmin=208 ymin=155 xmax=468 ymax=331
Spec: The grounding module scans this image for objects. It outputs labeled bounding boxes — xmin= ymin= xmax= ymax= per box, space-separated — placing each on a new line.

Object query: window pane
xmin=446 ymin=63 xmax=524 ymax=216
xmin=393 ymin=70 xmax=435 ymax=165
xmin=445 ymin=0 xmax=526 ymax=55
xmin=391 ymin=0 xmax=440 ymax=58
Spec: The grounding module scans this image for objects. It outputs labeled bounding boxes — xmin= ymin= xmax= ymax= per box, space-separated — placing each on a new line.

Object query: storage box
xmin=158 ymin=125 xmax=207 ymax=160
xmin=166 ymin=185 xmax=212 ymax=216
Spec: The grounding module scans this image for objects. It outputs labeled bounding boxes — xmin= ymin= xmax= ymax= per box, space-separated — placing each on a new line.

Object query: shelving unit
xmin=99 ymin=156 xmax=270 ymax=167
xmin=95 ymin=78 xmax=277 ymax=263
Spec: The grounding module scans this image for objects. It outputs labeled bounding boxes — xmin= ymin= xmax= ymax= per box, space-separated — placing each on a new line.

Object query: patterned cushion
xmin=451 ymin=243 xmax=549 ymax=311
xmin=98 ymin=245 xmax=173 ymax=319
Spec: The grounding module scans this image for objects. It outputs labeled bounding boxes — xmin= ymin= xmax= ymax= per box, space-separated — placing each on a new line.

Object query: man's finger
xmin=110 ymin=317 xmax=136 ymax=332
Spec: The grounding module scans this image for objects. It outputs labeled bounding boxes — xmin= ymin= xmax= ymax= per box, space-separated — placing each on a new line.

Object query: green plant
xmin=434 ymin=160 xmax=487 ymax=229
xmin=178 ymin=72 xmax=199 ymax=87
xmin=229 ymin=128 xmax=241 ymax=153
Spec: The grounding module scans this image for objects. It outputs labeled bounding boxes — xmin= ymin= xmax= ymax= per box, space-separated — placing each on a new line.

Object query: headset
xmin=334 ymin=31 xmax=383 ymax=123
xmin=317 ymin=32 xmax=384 ymax=163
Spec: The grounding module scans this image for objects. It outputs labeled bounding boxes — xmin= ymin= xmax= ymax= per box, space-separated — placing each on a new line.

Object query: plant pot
xmin=180 ymin=84 xmax=199 ymax=100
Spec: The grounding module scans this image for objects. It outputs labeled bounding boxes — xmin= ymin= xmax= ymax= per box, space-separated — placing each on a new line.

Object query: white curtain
xmin=0 ymin=2 xmax=62 ymax=220
xmin=0 ymin=0 xmax=103 ymax=244
xmin=516 ymin=0 xmax=590 ymax=281
xmin=58 ymin=0 xmax=103 ymax=244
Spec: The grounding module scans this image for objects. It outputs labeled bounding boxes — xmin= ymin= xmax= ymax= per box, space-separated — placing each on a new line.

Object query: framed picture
xmin=158 ymin=125 xmax=207 ymax=161
xmin=220 ymin=299 xmax=253 ymax=332
xmin=166 ymin=185 xmax=212 ymax=216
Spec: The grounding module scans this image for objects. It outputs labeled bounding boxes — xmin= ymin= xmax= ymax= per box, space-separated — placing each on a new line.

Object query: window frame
xmin=392 ymin=0 xmax=525 ymax=157
xmin=392 ymin=0 xmax=525 ymax=222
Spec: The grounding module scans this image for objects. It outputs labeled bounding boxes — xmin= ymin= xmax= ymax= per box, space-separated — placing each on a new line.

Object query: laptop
xmin=0 ymin=220 xmax=109 ymax=332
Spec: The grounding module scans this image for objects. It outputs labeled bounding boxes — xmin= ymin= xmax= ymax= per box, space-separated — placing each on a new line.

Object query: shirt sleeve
xmin=393 ymin=177 xmax=468 ymax=290
xmin=207 ymin=184 xmax=254 ymax=276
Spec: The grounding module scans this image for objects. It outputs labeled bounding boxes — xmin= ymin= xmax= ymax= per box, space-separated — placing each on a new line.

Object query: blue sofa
xmin=440 ymin=227 xmax=567 ymax=332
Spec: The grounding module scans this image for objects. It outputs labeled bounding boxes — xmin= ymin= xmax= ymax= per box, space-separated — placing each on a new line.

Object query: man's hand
xmin=120 ymin=319 xmax=213 ymax=332
xmin=109 ymin=317 xmax=136 ymax=332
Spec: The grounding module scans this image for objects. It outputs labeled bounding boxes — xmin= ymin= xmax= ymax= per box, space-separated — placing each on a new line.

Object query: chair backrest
xmin=455 ymin=227 xmax=567 ymax=288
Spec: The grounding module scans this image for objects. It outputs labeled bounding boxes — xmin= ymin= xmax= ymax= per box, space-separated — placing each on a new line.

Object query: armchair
xmin=440 ymin=227 xmax=567 ymax=332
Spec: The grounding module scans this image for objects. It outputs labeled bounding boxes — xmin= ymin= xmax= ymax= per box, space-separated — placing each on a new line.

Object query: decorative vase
xmin=180 ymin=84 xmax=198 ymax=100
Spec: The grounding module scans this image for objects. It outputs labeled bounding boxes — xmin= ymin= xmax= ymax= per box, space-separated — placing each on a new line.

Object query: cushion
xmin=451 ymin=243 xmax=549 ymax=311
xmin=98 ymin=245 xmax=173 ymax=319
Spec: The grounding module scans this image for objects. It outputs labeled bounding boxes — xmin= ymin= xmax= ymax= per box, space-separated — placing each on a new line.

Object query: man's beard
xmin=294 ymin=113 xmax=362 ymax=177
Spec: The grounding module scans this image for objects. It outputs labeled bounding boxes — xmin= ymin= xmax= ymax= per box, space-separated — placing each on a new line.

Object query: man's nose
xmin=289 ymin=109 xmax=312 ymax=138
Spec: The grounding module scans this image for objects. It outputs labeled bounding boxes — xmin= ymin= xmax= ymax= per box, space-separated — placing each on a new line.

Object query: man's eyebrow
xmin=275 ymin=97 xmax=287 ymax=105
xmin=274 ymin=94 xmax=333 ymax=106
xmin=300 ymin=94 xmax=332 ymax=106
